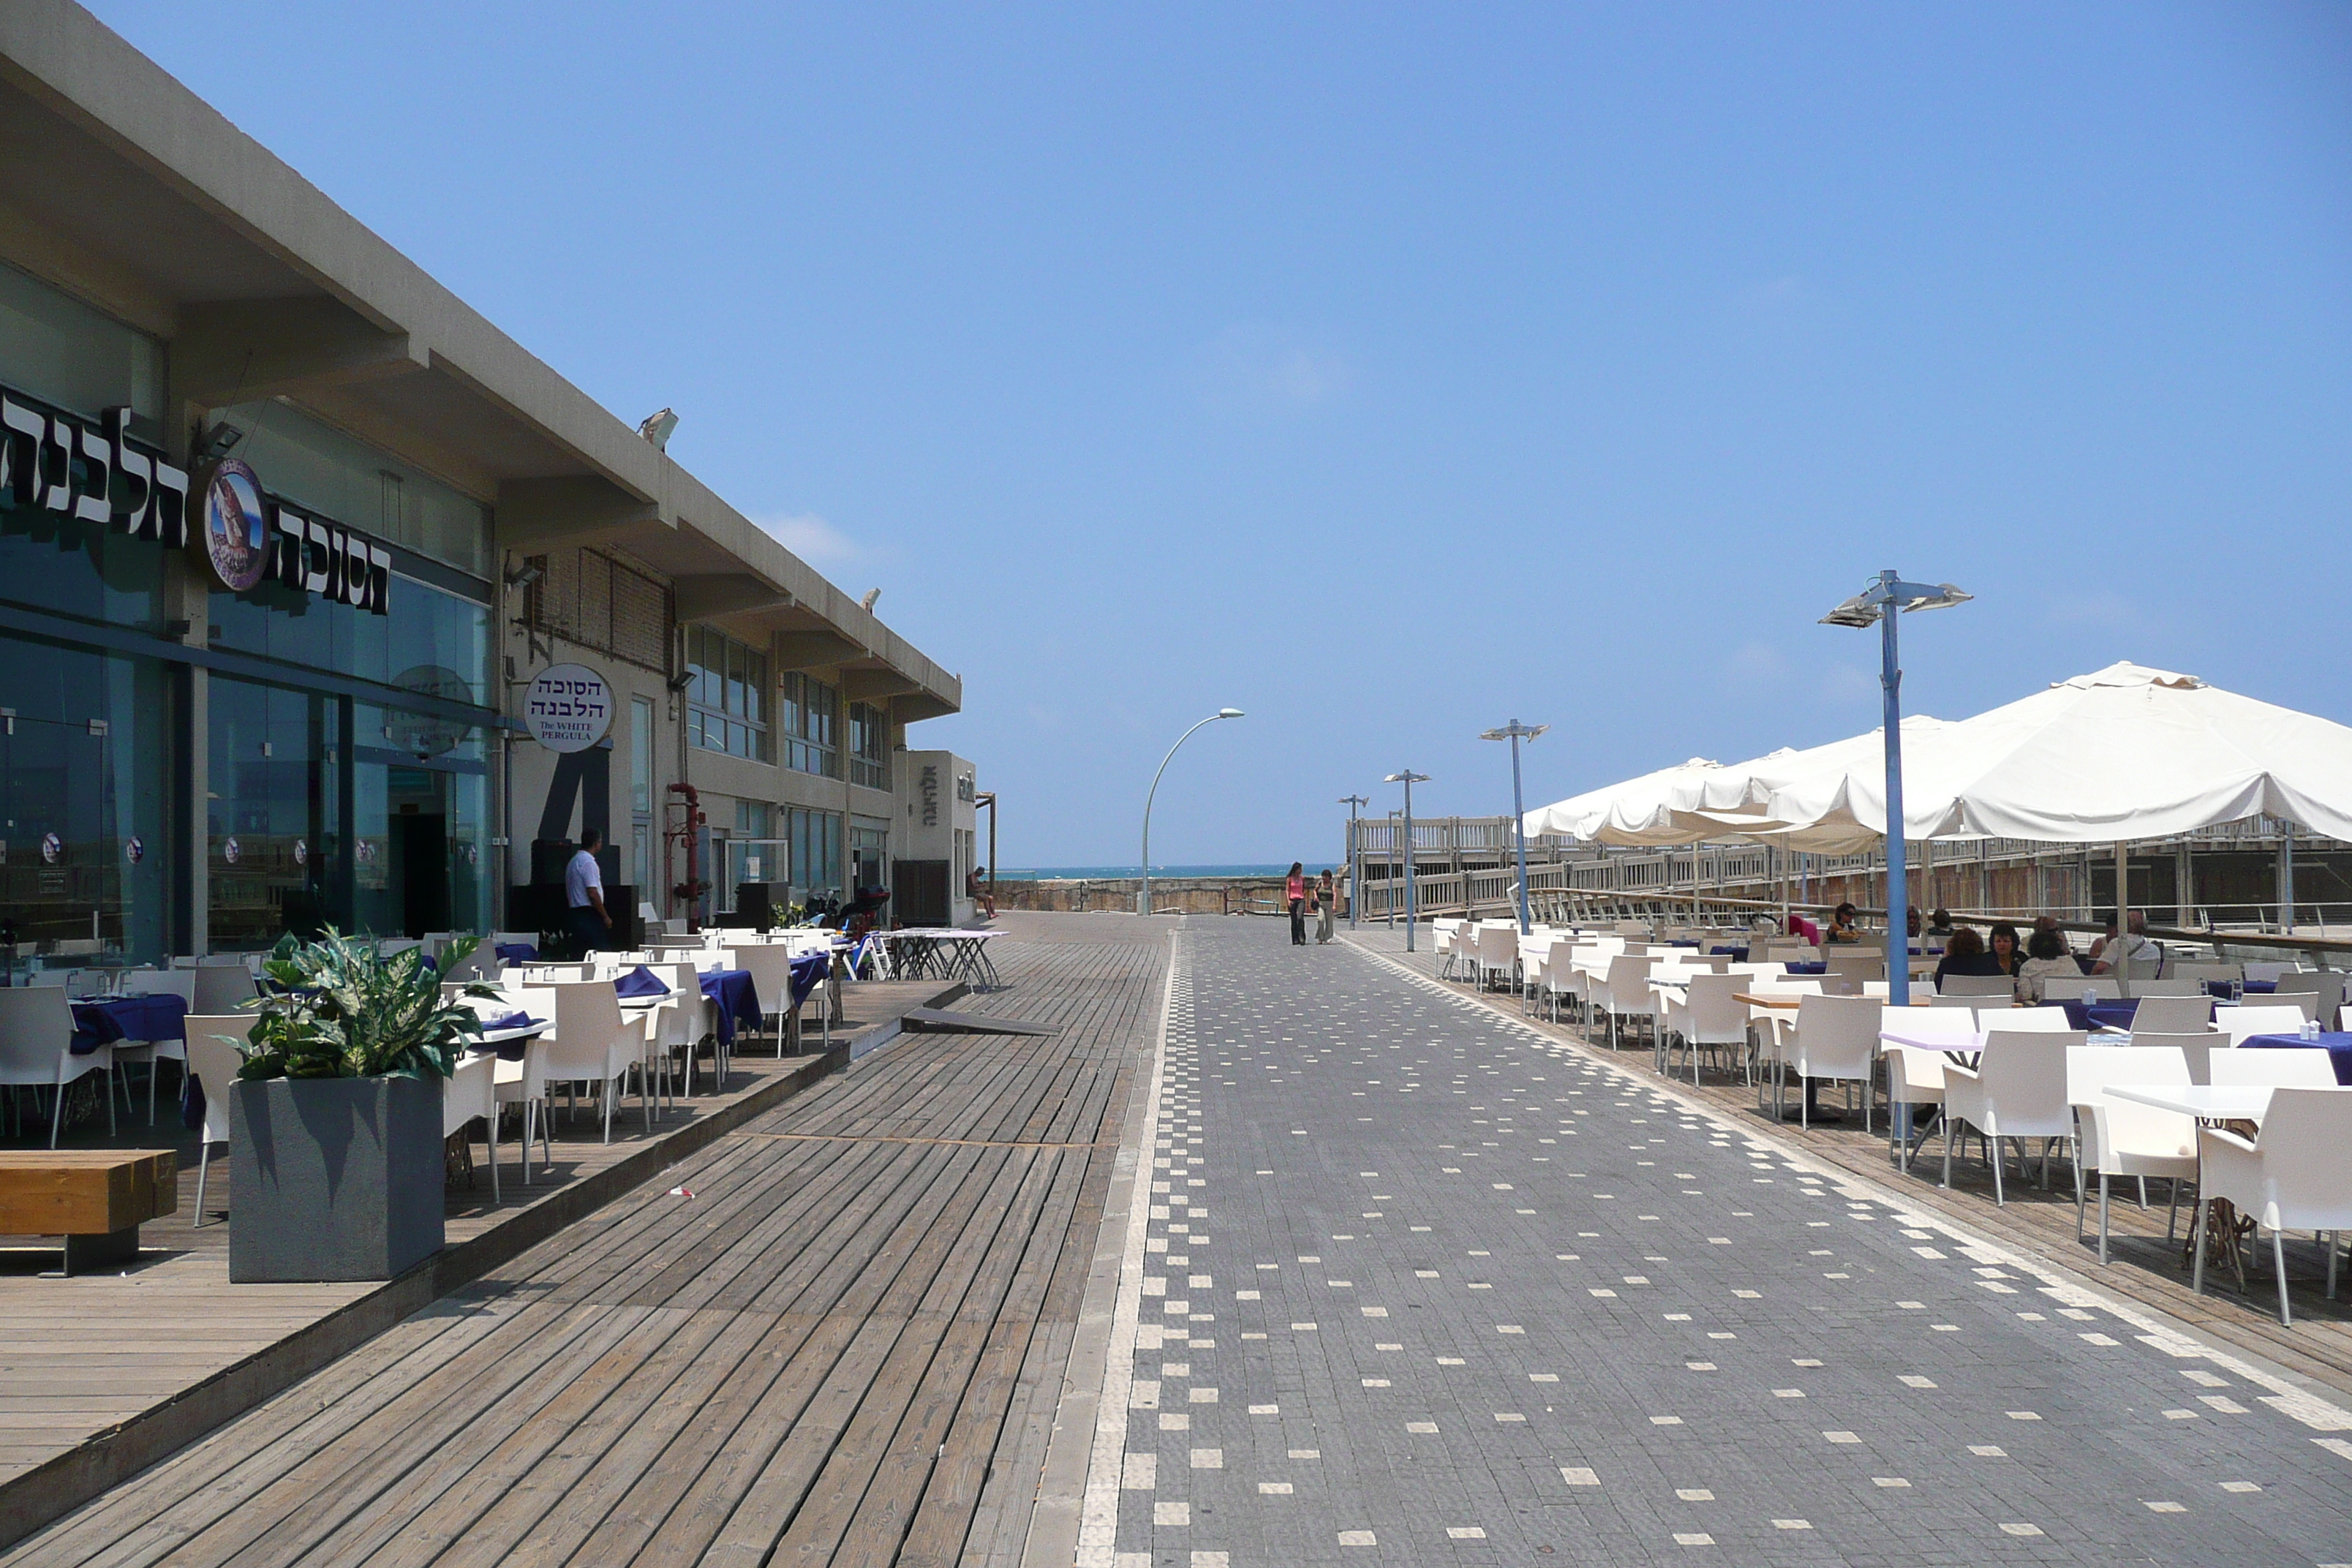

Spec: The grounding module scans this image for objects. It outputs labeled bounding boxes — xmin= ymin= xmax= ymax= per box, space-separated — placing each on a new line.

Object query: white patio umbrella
xmin=1520 ymin=757 xmax=1723 ymax=844
xmin=1756 ymin=662 xmax=2352 ymax=846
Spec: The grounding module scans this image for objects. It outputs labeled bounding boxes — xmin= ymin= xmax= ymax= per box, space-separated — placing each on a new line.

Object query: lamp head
xmin=1216 ymin=707 xmax=1244 ymax=719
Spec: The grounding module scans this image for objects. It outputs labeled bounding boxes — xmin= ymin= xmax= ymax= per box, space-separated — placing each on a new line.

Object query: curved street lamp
xmin=1819 ymin=569 xmax=1971 ymax=1006
xmin=1138 ymin=709 xmax=1245 ymax=916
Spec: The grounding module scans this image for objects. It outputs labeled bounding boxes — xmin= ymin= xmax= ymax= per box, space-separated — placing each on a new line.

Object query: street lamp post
xmin=1819 ymin=570 xmax=1972 ymax=1006
xmin=1338 ymin=794 xmax=1370 ymax=930
xmin=1480 ymin=720 xmax=1548 ymax=934
xmin=1138 ymin=708 xmax=1244 ymax=917
xmin=1386 ymin=771 xmax=1431 ymax=951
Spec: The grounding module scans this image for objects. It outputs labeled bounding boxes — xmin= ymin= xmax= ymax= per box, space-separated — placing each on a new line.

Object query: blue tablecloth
xmin=700 ymin=969 xmax=761 ymax=1049
xmin=789 ymin=950 xmax=830 ymax=1008
xmin=69 ymin=993 xmax=188 ymax=1056
xmin=2240 ymin=1033 xmax=2352 ymax=1085
xmin=2048 ymin=998 xmax=2137 ymax=1033
xmin=466 ymin=1011 xmax=548 ymax=1061
xmin=495 ymin=942 xmax=540 ymax=965
xmin=2206 ymin=979 xmax=2276 ymax=999
xmin=1782 ymin=962 xmax=1827 ymax=976
xmin=1710 ymin=946 xmax=1749 ymax=962
xmin=613 ymin=965 xmax=672 ymax=1000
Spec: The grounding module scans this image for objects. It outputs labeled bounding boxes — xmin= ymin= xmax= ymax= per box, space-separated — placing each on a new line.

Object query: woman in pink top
xmin=1286 ymin=863 xmax=1307 ymax=946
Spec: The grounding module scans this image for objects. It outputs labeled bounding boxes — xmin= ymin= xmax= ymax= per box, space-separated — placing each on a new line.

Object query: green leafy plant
xmin=235 ymin=930 xmax=503 ymax=1081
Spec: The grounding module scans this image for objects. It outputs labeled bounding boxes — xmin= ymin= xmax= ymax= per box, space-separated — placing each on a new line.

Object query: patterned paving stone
xmin=1092 ymin=919 xmax=2352 ymax=1567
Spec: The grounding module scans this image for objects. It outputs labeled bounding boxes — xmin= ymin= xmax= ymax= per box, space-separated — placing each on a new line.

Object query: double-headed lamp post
xmin=1385 ymin=770 xmax=1431 ymax=951
xmin=1480 ymin=720 xmax=1548 ymax=934
xmin=1819 ymin=570 xmax=1972 ymax=1006
xmin=1138 ymin=708 xmax=1245 ymax=916
xmin=1338 ymin=794 xmax=1370 ymax=930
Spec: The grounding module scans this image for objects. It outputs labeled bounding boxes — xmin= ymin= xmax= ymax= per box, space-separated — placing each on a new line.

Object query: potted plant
xmin=224 ymin=930 xmax=497 ymax=1283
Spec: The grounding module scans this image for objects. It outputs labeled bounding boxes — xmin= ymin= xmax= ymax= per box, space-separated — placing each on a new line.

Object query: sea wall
xmin=988 ymin=876 xmax=1322 ymax=916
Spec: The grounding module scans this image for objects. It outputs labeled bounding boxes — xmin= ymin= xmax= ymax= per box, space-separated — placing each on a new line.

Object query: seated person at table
xmin=1926 ymin=908 xmax=1956 ymax=940
xmin=1822 ymin=902 xmax=1865 ymax=944
xmin=1987 ymin=921 xmax=2024 ymax=984
xmin=2016 ymin=925 xmax=2081 ymax=1003
xmin=1932 ymin=927 xmax=2004 ymax=990
xmin=2090 ymin=908 xmax=2163 ymax=977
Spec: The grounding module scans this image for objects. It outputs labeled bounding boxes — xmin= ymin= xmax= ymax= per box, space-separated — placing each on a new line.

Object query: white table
xmin=2107 ymin=1084 xmax=2277 ymax=1124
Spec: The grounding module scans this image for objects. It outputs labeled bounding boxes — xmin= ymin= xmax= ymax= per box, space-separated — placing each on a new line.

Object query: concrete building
xmin=0 ymin=1 xmax=962 ymax=962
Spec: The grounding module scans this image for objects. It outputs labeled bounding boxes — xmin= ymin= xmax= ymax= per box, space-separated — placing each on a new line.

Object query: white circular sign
xmin=524 ymin=663 xmax=614 ymax=754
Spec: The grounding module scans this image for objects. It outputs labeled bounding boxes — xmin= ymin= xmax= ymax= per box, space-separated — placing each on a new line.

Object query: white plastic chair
xmin=542 ymin=981 xmax=652 ymax=1142
xmin=1940 ymin=973 xmax=2017 ymax=999
xmin=2272 ymin=971 xmax=2344 ymax=1023
xmin=2194 ymin=1087 xmax=2352 ymax=1323
xmin=1474 ymin=926 xmax=1520 ymax=992
xmin=1593 ymin=954 xmax=1658 ymax=1051
xmin=2041 ymin=977 xmax=2118 ymax=1004
xmin=2068 ymin=1044 xmax=2196 ymax=1262
xmin=1772 ymin=993 xmax=1881 ymax=1131
xmin=2130 ymin=995 xmax=2215 ymax=1034
xmin=190 ymin=964 xmax=258 ymax=1016
xmin=1942 ymin=1030 xmax=2084 ymax=1204
xmin=1882 ymin=1044 xmax=1949 ymax=1172
xmin=0 ymin=988 xmax=116 ymax=1147
xmin=1662 ymin=973 xmax=1749 ymax=1087
xmin=2217 ymin=1005 xmax=2311 ymax=1045
xmin=2132 ymin=1030 xmax=2225 ymax=1085
xmin=181 ymin=1015 xmax=250 ymax=1225
xmin=441 ymin=1052 xmax=500 ymax=1203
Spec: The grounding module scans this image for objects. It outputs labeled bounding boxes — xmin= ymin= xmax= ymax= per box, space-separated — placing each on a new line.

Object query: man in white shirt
xmin=565 ymin=826 xmax=611 ymax=954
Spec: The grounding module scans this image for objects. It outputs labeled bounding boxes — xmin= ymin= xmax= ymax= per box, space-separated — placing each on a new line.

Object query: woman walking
xmin=1316 ymin=868 xmax=1337 ymax=943
xmin=1286 ymin=862 xmax=1307 ymax=946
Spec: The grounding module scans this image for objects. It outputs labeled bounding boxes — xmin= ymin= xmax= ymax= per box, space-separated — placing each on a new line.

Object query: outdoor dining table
xmin=69 ymin=992 xmax=187 ymax=1055
xmin=2051 ymin=998 xmax=2137 ymax=1033
xmin=2240 ymin=1032 xmax=2352 ymax=1085
xmin=2107 ymin=1083 xmax=2280 ymax=1124
xmin=470 ymin=1014 xmax=551 ymax=1061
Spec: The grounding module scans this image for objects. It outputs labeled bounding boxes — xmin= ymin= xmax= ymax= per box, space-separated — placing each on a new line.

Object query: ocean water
xmin=993 ymin=864 xmax=1341 ymax=880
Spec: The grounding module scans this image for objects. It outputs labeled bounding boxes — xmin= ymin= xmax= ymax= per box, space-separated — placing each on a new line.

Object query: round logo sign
xmin=194 ymin=458 xmax=271 ymax=592
xmin=39 ymin=832 xmax=61 ymax=864
xmin=293 ymin=837 xmax=308 ymax=866
xmin=524 ymin=663 xmax=614 ymax=754
xmin=222 ymin=836 xmax=241 ymax=865
xmin=124 ymin=835 xmax=143 ymax=864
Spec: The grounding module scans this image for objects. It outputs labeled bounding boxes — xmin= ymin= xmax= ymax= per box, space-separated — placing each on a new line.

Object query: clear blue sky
xmin=92 ymin=2 xmax=2352 ymax=869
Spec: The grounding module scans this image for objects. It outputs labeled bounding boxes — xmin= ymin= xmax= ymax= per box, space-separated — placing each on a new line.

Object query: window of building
xmin=850 ymin=818 xmax=889 ymax=894
xmin=630 ymin=696 xmax=655 ymax=816
xmin=786 ymin=806 xmax=841 ymax=897
xmin=781 ymin=673 xmax=838 ymax=777
xmin=686 ymin=626 xmax=769 ymax=761
xmin=848 ymin=702 xmax=889 ymax=791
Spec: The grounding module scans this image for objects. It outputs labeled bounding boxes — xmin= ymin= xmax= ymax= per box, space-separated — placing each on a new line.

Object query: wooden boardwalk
xmin=0 ymin=978 xmax=948 ymax=1515
xmin=4 ymin=919 xmax=1166 ymax=1567
xmin=1346 ymin=928 xmax=2352 ymax=1406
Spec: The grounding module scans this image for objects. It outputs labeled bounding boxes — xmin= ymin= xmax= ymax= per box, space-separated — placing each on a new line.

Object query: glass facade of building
xmin=1 ymin=262 xmax=500 ymax=970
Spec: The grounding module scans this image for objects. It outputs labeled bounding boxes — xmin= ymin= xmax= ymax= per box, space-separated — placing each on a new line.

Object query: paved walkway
xmin=1088 ymin=918 xmax=2352 ymax=1566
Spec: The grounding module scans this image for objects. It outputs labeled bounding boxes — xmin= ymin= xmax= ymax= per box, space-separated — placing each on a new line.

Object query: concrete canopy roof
xmin=0 ymin=0 xmax=959 ymax=721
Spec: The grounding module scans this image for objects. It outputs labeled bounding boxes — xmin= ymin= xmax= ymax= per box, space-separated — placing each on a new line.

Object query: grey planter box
xmin=227 ymin=1076 xmax=445 ymax=1283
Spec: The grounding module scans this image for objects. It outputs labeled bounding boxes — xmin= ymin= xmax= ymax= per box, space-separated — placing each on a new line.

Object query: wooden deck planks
xmin=3 ymin=917 xmax=1169 ymax=1568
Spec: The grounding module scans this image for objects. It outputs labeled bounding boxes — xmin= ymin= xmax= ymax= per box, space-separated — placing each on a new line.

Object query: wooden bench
xmin=0 ymin=1150 xmax=178 ymax=1274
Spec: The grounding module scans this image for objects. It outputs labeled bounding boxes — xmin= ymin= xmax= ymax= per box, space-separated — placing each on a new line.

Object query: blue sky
xmin=93 ymin=2 xmax=2352 ymax=868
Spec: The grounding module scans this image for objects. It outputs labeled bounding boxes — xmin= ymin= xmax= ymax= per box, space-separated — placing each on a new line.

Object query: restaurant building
xmin=0 ymin=2 xmax=962 ymax=966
